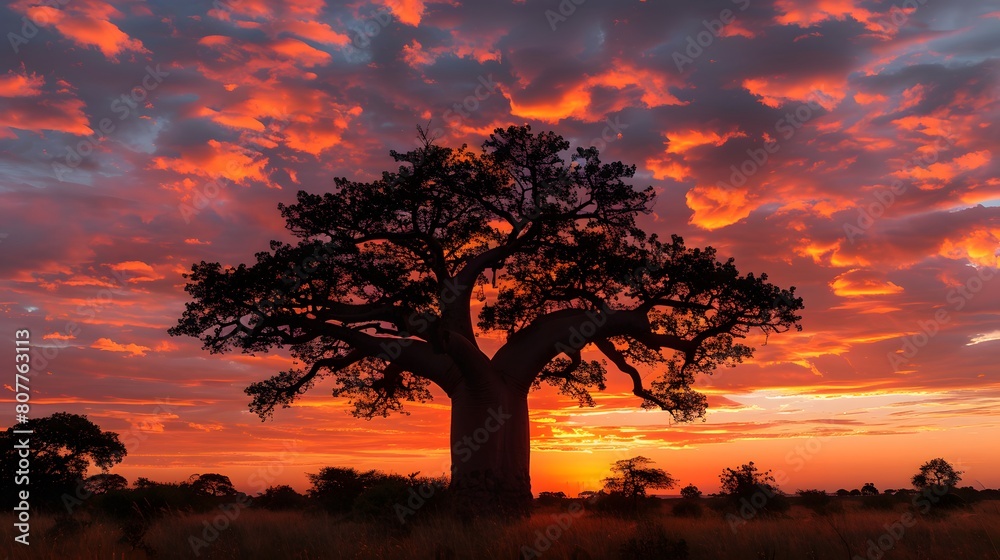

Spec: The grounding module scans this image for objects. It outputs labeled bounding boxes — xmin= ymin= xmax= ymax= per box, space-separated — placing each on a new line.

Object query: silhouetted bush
xmin=308 ymin=466 xmax=380 ymax=514
xmin=94 ymin=481 xmax=211 ymax=518
xmin=537 ymin=491 xmax=568 ymax=506
xmin=953 ymin=486 xmax=983 ymax=504
xmin=184 ymin=473 xmax=237 ymax=497
xmin=911 ymin=485 xmax=967 ymax=516
xmin=352 ymin=473 xmax=450 ymax=532
xmin=717 ymin=462 xmax=789 ymax=518
xmin=254 ymin=485 xmax=308 ymax=510
xmin=796 ymin=489 xmax=836 ymax=514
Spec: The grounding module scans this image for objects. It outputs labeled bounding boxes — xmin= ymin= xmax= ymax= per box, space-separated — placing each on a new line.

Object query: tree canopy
xmin=912 ymin=458 xmax=963 ymax=489
xmin=170 ymin=125 xmax=804 ymax=425
xmin=718 ymin=461 xmax=779 ymax=499
xmin=602 ymin=456 xmax=676 ymax=499
xmin=0 ymin=412 xmax=126 ymax=509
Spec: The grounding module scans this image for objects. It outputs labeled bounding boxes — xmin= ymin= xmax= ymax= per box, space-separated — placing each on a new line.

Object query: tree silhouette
xmin=0 ymin=412 xmax=126 ymax=509
xmin=680 ymin=484 xmax=701 ymax=499
xmin=84 ymin=473 xmax=128 ymax=495
xmin=185 ymin=473 xmax=237 ymax=497
xmin=170 ymin=125 xmax=804 ymax=513
xmin=256 ymin=485 xmax=308 ymax=510
xmin=718 ymin=461 xmax=779 ymax=500
xmin=602 ymin=456 xmax=676 ymax=500
xmin=307 ymin=466 xmax=378 ymax=513
xmin=912 ymin=458 xmax=963 ymax=489
xmin=861 ymin=482 xmax=878 ymax=496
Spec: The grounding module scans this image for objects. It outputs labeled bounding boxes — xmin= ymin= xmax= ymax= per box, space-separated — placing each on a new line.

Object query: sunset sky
xmin=1 ymin=0 xmax=999 ymax=497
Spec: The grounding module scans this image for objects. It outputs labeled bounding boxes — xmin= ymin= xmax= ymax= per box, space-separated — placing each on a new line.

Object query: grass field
xmin=3 ymin=500 xmax=999 ymax=559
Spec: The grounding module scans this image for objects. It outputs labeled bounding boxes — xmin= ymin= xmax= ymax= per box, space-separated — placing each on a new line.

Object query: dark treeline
xmin=4 ymin=413 xmax=996 ymax=528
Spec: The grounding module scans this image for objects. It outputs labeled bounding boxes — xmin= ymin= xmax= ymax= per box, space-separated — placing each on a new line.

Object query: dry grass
xmin=3 ymin=500 xmax=999 ymax=559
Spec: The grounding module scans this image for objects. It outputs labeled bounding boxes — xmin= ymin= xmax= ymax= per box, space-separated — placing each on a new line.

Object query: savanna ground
xmin=3 ymin=499 xmax=1000 ymax=560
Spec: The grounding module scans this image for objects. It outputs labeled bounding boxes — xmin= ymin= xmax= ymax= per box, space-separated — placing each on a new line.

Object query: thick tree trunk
xmin=448 ymin=374 xmax=532 ymax=517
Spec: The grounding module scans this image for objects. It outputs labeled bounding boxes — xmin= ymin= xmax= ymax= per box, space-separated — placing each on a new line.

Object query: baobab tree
xmin=170 ymin=125 xmax=803 ymax=514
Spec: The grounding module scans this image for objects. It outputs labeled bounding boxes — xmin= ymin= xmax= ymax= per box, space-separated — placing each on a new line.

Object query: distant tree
xmin=912 ymin=458 xmax=963 ymax=489
xmin=578 ymin=490 xmax=599 ymax=500
xmin=0 ymin=412 xmax=126 ymax=509
xmin=84 ymin=473 xmax=128 ymax=495
xmin=134 ymin=477 xmax=159 ymax=489
xmin=718 ymin=461 xmax=787 ymax=514
xmin=718 ymin=462 xmax=778 ymax=499
xmin=849 ymin=489 xmax=861 ymax=496
xmin=602 ymin=456 xmax=676 ymax=500
xmin=883 ymin=489 xmax=896 ymax=495
xmin=255 ymin=485 xmax=307 ymax=510
xmin=537 ymin=491 xmax=568 ymax=505
xmin=308 ymin=467 xmax=379 ymax=513
xmin=185 ymin=473 xmax=237 ymax=497
xmin=170 ymin=125 xmax=804 ymax=514
xmin=835 ymin=489 xmax=850 ymax=497
xmin=680 ymin=484 xmax=702 ymax=499
xmin=861 ymin=482 xmax=878 ymax=496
